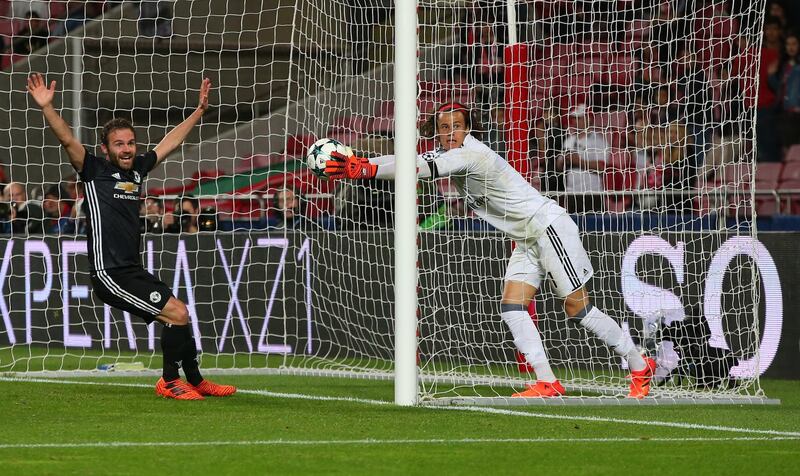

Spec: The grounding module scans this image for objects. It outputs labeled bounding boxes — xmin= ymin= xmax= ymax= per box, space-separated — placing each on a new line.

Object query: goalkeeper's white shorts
xmin=505 ymin=213 xmax=594 ymax=298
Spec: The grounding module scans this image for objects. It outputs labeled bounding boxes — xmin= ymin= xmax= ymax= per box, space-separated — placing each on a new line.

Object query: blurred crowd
xmin=1 ymin=1 xmax=174 ymax=69
xmin=456 ymin=0 xmax=800 ymax=215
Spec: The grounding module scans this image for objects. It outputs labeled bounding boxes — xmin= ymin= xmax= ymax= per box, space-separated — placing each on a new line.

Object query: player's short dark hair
xmin=101 ymin=118 xmax=136 ymax=146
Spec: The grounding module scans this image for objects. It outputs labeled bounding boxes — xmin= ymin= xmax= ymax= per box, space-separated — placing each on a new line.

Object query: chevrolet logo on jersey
xmin=114 ymin=182 xmax=140 ymax=194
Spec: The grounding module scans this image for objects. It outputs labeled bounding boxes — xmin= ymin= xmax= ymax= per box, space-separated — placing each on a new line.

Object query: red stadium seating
xmin=285 ymin=134 xmax=316 ymax=157
xmin=626 ymin=19 xmax=652 ymax=50
xmin=778 ymin=180 xmax=800 ymax=215
xmin=583 ymin=42 xmax=612 ymax=57
xmin=531 ymin=57 xmax=570 ymax=81
xmin=756 ymin=195 xmax=780 ymax=217
xmin=330 ymin=114 xmax=370 ymax=134
xmin=373 ymin=101 xmax=394 ymax=118
xmin=785 ymin=144 xmax=800 ymax=162
xmin=573 ymin=56 xmax=606 ymax=84
xmin=755 ymin=162 xmax=783 ymax=185
xmin=720 ymin=162 xmax=753 ymax=185
xmin=604 ymin=150 xmax=636 ymax=191
xmin=49 ymin=1 xmax=68 ymax=21
xmin=780 ymin=162 xmax=800 ymax=182
xmin=711 ymin=17 xmax=739 ymax=39
xmin=607 ymin=56 xmax=635 ymax=86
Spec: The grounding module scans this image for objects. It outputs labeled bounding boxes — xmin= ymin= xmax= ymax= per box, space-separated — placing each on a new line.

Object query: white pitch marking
xmin=1 ymin=376 xmax=798 ymax=438
xmin=0 ymin=436 xmax=798 ymax=450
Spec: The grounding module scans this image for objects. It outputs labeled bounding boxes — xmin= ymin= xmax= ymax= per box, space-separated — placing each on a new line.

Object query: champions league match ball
xmin=305 ymin=138 xmax=353 ymax=180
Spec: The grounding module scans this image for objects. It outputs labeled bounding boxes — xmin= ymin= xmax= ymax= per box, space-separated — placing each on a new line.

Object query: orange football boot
xmin=155 ymin=377 xmax=204 ymax=400
xmin=512 ymin=380 xmax=566 ymax=398
xmin=191 ymin=379 xmax=237 ymax=397
xmin=628 ymin=357 xmax=657 ymax=399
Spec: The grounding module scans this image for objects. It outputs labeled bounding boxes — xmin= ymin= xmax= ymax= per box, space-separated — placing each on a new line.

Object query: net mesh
xmin=0 ymin=0 xmax=770 ymax=401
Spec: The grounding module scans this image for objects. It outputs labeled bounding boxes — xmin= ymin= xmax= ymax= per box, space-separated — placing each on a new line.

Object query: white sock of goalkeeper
xmin=572 ymin=304 xmax=647 ymax=372
xmin=500 ymin=304 xmax=557 ymax=383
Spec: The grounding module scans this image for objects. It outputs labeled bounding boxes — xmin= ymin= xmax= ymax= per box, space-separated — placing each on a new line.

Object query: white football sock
xmin=501 ymin=305 xmax=557 ymax=383
xmin=576 ymin=305 xmax=646 ymax=372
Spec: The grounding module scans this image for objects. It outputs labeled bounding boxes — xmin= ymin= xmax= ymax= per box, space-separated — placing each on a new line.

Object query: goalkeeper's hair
xmin=100 ymin=118 xmax=136 ymax=146
xmin=420 ymin=101 xmax=484 ymax=140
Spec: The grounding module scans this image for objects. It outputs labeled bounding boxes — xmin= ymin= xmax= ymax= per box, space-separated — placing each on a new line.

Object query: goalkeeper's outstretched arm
xmin=325 ymin=152 xmax=432 ymax=179
xmin=325 ymin=149 xmax=474 ymax=180
xmin=27 ymin=74 xmax=85 ymax=172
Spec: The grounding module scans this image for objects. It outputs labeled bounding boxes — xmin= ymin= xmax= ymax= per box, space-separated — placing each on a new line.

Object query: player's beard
xmin=109 ymin=151 xmax=135 ymax=170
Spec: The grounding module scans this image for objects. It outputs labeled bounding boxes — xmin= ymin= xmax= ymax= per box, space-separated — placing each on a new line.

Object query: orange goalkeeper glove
xmin=325 ymin=151 xmax=377 ymax=180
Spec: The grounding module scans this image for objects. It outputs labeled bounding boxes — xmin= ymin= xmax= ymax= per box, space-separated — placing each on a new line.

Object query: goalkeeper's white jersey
xmin=374 ymin=134 xmax=566 ymax=243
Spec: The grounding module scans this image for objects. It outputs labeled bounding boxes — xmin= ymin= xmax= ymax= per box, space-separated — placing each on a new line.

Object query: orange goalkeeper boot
xmin=512 ymin=380 xmax=566 ymax=398
xmin=627 ymin=357 xmax=657 ymax=399
xmin=191 ymin=379 xmax=237 ymax=397
xmin=155 ymin=377 xmax=204 ymax=400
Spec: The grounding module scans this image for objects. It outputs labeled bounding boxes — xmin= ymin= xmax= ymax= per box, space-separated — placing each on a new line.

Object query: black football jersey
xmin=77 ymin=148 xmax=157 ymax=272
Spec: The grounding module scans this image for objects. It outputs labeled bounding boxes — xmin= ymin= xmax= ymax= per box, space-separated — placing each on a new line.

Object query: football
xmin=305 ymin=138 xmax=353 ymax=180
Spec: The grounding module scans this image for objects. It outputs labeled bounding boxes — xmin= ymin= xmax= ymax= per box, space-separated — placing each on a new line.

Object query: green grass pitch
xmin=0 ymin=373 xmax=798 ymax=475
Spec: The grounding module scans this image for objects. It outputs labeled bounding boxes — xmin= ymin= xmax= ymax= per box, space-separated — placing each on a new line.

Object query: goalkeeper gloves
xmin=325 ymin=151 xmax=377 ymax=180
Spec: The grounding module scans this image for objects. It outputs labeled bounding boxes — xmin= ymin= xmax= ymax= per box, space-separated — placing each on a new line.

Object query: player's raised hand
xmin=27 ymin=73 xmax=56 ymax=109
xmin=324 ymin=151 xmax=377 ymax=180
xmin=197 ymin=77 xmax=211 ymax=114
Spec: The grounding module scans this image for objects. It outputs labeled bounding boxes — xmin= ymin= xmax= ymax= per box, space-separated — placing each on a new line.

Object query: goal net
xmin=0 ymin=0 xmax=774 ymax=403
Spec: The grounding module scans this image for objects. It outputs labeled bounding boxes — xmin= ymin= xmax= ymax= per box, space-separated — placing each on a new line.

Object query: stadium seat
xmin=285 ymin=134 xmax=316 ymax=157
xmin=710 ymin=17 xmax=739 ymax=39
xmin=781 ymin=162 xmax=800 ymax=182
xmin=607 ymin=56 xmax=635 ymax=85
xmin=605 ymin=196 xmax=629 ymax=213
xmin=573 ymin=56 xmax=606 ymax=84
xmin=547 ymin=43 xmax=574 ymax=60
xmin=756 ymin=195 xmax=780 ymax=217
xmin=726 ymin=181 xmax=752 ymax=218
xmin=373 ymin=101 xmax=394 ymax=118
xmin=785 ymin=144 xmax=800 ymax=162
xmin=557 ymin=77 xmax=593 ymax=110
xmin=593 ymin=109 xmax=628 ymax=130
xmin=756 ymin=162 xmax=783 ymax=184
xmin=330 ymin=114 xmax=370 ymax=134
xmin=626 ymin=19 xmax=652 ymax=50
xmin=369 ymin=116 xmax=394 ymax=135
xmin=583 ymin=41 xmax=612 ymax=57
xmin=778 ymin=180 xmax=800 ymax=215
xmin=531 ymin=57 xmax=570 ymax=80
xmin=604 ymin=150 xmax=636 ymax=191
xmin=49 ymin=1 xmax=68 ymax=21
xmin=417 ymin=138 xmax=435 ymax=154
xmin=530 ymin=75 xmax=562 ymax=100
xmin=418 ymin=97 xmax=437 ymax=115
xmin=720 ymin=162 xmax=753 ymax=185
xmin=696 ymin=39 xmax=733 ymax=67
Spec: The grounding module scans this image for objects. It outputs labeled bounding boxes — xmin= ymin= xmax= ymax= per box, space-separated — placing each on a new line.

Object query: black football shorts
xmin=90 ymin=266 xmax=173 ymax=324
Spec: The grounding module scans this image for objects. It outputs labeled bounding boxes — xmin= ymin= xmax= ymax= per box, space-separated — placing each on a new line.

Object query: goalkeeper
xmin=326 ymin=102 xmax=656 ymax=398
xmin=27 ymin=73 xmax=235 ymax=400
